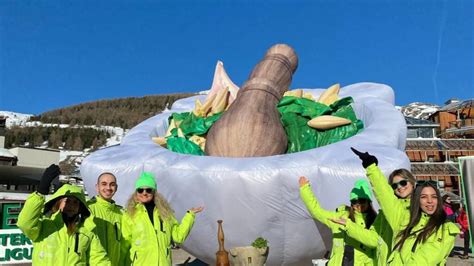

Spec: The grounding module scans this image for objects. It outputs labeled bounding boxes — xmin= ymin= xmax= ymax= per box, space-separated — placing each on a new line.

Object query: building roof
xmin=9 ymin=146 xmax=60 ymax=152
xmin=0 ymin=148 xmax=15 ymax=158
xmin=411 ymin=162 xmax=459 ymax=176
xmin=439 ymin=99 xmax=474 ymax=112
xmin=406 ymin=139 xmax=474 ymax=150
xmin=405 ymin=117 xmax=439 ymax=126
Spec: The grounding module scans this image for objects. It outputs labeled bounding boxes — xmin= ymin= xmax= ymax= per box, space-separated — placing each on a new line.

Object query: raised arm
xmin=351 ymin=148 xmax=406 ymax=231
xmin=170 ymin=208 xmax=199 ymax=244
xmin=17 ymin=192 xmax=46 ymax=241
xmin=17 ymin=164 xmax=61 ymax=241
xmin=299 ymin=176 xmax=340 ymax=229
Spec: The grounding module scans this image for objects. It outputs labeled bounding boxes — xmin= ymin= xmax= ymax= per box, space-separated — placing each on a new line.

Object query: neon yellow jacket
xmin=300 ymin=184 xmax=375 ymax=266
xmin=17 ymin=186 xmax=111 ymax=265
xmin=345 ymin=198 xmax=410 ymax=265
xmin=365 ymin=164 xmax=411 ymax=234
xmin=88 ymin=196 xmax=123 ymax=266
xmin=387 ymin=213 xmax=459 ymax=265
xmin=121 ymin=203 xmax=195 ymax=265
xmin=344 ymin=213 xmax=387 ymax=266
xmin=365 ymin=164 xmax=459 ymax=265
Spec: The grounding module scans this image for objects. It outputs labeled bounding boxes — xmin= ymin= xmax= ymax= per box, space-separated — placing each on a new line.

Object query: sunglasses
xmin=391 ymin=179 xmax=409 ymax=190
xmin=136 ymin=188 xmax=154 ymax=194
xmin=350 ymin=198 xmax=369 ymax=205
xmin=416 ymin=180 xmax=438 ymax=188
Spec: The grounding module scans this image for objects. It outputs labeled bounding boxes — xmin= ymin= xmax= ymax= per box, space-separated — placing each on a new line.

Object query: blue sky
xmin=1 ymin=0 xmax=472 ymax=114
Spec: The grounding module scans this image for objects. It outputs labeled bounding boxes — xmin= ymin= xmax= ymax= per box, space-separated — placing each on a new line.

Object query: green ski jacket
xmin=88 ymin=196 xmax=123 ymax=266
xmin=365 ymin=164 xmax=459 ymax=265
xmin=121 ymin=203 xmax=195 ymax=265
xmin=387 ymin=213 xmax=459 ymax=265
xmin=300 ymin=184 xmax=375 ymax=266
xmin=344 ymin=167 xmax=411 ymax=266
xmin=17 ymin=185 xmax=111 ymax=265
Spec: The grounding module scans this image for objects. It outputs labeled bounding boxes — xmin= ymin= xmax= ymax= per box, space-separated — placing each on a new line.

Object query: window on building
xmin=419 ymin=128 xmax=434 ymax=138
xmin=407 ymin=129 xmax=418 ymax=138
xmin=407 ymin=128 xmax=435 ymax=138
xmin=427 ymin=155 xmax=435 ymax=162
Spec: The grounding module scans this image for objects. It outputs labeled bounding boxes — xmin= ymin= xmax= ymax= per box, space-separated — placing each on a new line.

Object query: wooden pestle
xmin=206 ymin=44 xmax=298 ymax=157
xmin=216 ymin=220 xmax=230 ymax=266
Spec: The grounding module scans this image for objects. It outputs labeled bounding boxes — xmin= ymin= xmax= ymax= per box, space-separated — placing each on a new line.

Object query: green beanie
xmin=135 ymin=172 xmax=157 ymax=190
xmin=350 ymin=179 xmax=372 ymax=201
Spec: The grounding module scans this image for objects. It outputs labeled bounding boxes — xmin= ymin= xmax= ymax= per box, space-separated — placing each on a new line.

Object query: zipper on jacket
xmin=74 ymin=232 xmax=80 ymax=255
xmin=159 ymin=218 xmax=165 ymax=232
xmin=115 ymin=222 xmax=120 ymax=241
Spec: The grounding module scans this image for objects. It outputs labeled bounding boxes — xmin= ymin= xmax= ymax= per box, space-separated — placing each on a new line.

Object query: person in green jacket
xmin=17 ymin=164 xmax=111 ymax=265
xmin=351 ymin=148 xmax=459 ymax=264
xmin=387 ymin=181 xmax=459 ymax=264
xmin=88 ymin=172 xmax=123 ymax=266
xmin=299 ymin=176 xmax=377 ymax=265
xmin=121 ymin=172 xmax=204 ymax=265
xmin=331 ymin=168 xmax=416 ymax=265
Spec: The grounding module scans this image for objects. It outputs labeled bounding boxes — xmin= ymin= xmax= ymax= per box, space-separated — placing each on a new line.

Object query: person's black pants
xmin=464 ymin=230 xmax=471 ymax=256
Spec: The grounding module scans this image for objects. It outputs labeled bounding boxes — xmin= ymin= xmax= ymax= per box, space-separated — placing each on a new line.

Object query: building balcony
xmin=445 ymin=118 xmax=474 ymax=134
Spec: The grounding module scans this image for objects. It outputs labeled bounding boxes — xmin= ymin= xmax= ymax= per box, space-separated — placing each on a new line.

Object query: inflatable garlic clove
xmin=210 ymin=88 xmax=229 ymax=115
xmin=152 ymin=137 xmax=167 ymax=147
xmin=283 ymin=89 xmax=303 ymax=98
xmin=307 ymin=115 xmax=352 ymax=130
xmin=317 ymin=83 xmax=340 ymax=105
xmin=207 ymin=61 xmax=239 ymax=107
xmin=200 ymin=93 xmax=217 ymax=117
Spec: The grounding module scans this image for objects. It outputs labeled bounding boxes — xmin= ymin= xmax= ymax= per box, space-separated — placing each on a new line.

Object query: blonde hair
xmin=126 ymin=191 xmax=175 ymax=220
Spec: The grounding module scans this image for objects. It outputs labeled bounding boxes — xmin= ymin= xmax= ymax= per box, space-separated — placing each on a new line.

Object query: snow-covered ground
xmin=0 ymin=111 xmax=127 ymax=167
xmin=0 ymin=111 xmax=33 ymax=127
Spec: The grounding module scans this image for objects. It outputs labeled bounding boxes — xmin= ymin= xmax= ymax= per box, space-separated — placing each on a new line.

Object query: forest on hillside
xmin=4 ymin=93 xmax=196 ymax=150
xmin=5 ymin=126 xmax=111 ymax=151
xmin=29 ymin=93 xmax=196 ymax=129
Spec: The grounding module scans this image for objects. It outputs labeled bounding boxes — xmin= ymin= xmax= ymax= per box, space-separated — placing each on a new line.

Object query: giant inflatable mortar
xmin=81 ymin=82 xmax=409 ymax=265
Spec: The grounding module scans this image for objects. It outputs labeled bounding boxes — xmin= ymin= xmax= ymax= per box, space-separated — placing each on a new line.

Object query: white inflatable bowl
xmin=81 ymin=82 xmax=409 ymax=265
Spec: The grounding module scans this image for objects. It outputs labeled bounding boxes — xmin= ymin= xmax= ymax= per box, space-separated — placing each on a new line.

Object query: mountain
xmin=399 ymin=102 xmax=440 ymax=120
xmin=30 ymin=93 xmax=195 ymax=128
xmin=1 ymin=93 xmax=195 ymax=175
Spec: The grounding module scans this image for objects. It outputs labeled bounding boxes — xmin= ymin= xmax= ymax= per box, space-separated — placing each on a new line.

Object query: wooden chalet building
xmin=405 ymin=99 xmax=474 ymax=195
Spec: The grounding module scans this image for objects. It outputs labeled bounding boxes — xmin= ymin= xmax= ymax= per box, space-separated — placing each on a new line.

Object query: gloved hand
xmin=37 ymin=164 xmax=61 ymax=195
xmin=350 ymin=147 xmax=378 ymax=168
